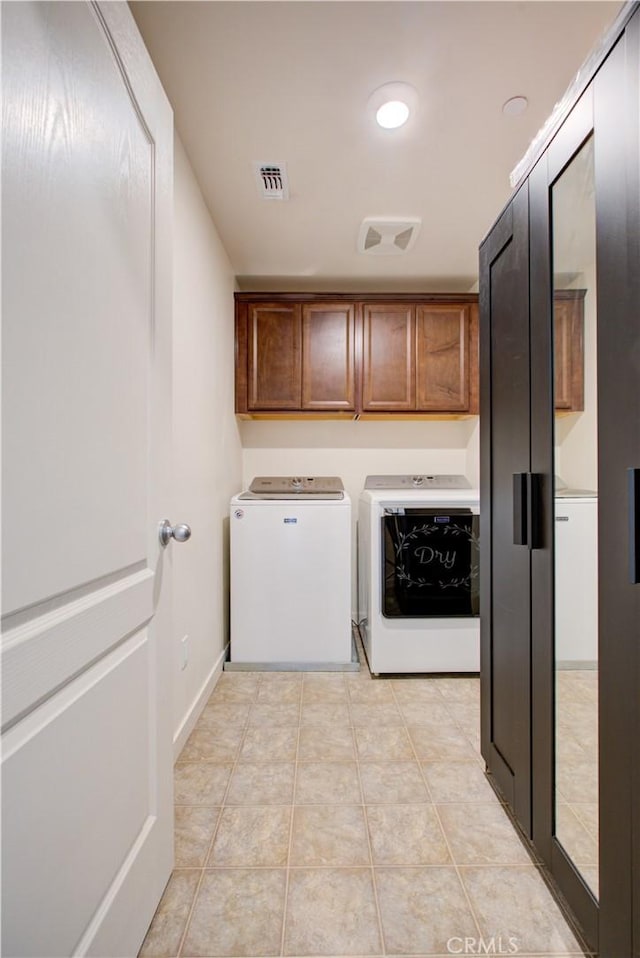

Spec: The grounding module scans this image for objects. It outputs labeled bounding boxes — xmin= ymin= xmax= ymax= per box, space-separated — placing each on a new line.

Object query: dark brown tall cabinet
xmin=480 ymin=7 xmax=640 ymax=956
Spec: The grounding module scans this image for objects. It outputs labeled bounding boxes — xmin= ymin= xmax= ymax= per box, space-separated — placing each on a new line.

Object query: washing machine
xmin=228 ymin=476 xmax=355 ymax=670
xmin=358 ymin=475 xmax=480 ymax=674
xmin=554 ymin=489 xmax=598 ymax=666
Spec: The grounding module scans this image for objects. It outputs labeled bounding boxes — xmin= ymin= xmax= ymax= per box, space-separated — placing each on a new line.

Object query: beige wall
xmin=172 ymin=136 xmax=242 ymax=754
xmin=240 ymin=419 xmax=479 ymax=613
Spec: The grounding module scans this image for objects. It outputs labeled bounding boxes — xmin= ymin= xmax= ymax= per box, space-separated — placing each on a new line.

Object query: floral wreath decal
xmin=391 ymin=521 xmax=480 ymax=591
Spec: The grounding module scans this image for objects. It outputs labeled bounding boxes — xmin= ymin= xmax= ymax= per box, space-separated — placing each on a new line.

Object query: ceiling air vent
xmin=357 ymin=217 xmax=421 ymax=255
xmin=255 ymin=162 xmax=289 ymax=200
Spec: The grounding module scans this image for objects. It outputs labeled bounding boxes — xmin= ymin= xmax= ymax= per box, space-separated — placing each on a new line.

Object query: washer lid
xmin=247 ymin=476 xmax=345 ymax=499
xmin=364 ymin=474 xmax=471 ymax=490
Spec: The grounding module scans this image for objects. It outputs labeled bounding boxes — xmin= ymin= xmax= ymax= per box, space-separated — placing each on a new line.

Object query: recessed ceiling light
xmin=376 ymin=100 xmax=410 ymax=130
xmin=502 ymin=95 xmax=529 ymax=117
xmin=369 ymin=82 xmax=418 ymax=131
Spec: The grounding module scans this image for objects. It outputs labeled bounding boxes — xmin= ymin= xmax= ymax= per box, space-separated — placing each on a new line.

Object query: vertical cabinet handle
xmin=513 ymin=472 xmax=544 ymax=549
xmin=527 ymin=472 xmax=543 ymax=550
xmin=629 ymin=468 xmax=640 ymax=584
xmin=513 ymin=473 xmax=528 ymax=545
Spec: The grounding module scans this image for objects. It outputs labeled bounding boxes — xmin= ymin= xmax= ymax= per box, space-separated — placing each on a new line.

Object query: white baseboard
xmin=557 ymin=660 xmax=598 ymax=671
xmin=172 ymin=642 xmax=229 ymax=761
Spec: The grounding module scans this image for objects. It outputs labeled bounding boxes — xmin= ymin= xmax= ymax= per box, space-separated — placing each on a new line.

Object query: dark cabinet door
xmin=301 ymin=304 xmax=356 ymax=411
xmin=481 ymin=8 xmax=640 ymax=954
xmin=362 ymin=304 xmax=415 ymax=411
xmin=479 ymin=184 xmax=533 ymax=835
xmin=594 ymin=15 xmax=640 ymax=956
xmin=530 ymin=88 xmax=599 ymax=948
xmin=247 ymin=303 xmax=301 ymax=410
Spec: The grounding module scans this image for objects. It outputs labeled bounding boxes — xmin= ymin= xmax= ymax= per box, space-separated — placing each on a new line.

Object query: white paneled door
xmin=2 ymin=3 xmax=174 ymax=955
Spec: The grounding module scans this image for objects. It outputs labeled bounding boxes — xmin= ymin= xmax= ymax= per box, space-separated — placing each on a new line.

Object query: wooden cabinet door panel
xmin=362 ymin=304 xmax=415 ymax=410
xmin=302 ymin=304 xmax=356 ymax=410
xmin=248 ymin=304 xmax=301 ymax=409
xmin=416 ymin=305 xmax=470 ymax=410
xmin=553 ymin=292 xmax=584 ymax=411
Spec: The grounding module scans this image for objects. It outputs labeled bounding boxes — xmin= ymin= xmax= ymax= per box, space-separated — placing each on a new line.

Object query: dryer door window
xmin=382 ymin=509 xmax=479 ymax=617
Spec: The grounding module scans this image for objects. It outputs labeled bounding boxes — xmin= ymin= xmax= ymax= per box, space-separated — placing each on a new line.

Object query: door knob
xmin=159 ymin=520 xmax=192 ymax=548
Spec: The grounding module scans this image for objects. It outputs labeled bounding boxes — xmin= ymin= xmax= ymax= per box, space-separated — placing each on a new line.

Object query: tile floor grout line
xmin=350 ymin=676 xmax=388 ymax=958
xmin=392 ymin=678 xmax=487 ymax=949
xmin=175 ymin=672 xmax=259 ymax=958
xmin=166 ymin=860 xmax=589 ymax=871
xmin=279 ymin=674 xmax=304 ymax=958
xmin=444 ymin=696 xmax=486 ymax=768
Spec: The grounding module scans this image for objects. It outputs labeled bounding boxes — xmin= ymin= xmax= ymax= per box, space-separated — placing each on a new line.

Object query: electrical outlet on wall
xmin=181 ymin=635 xmax=189 ymax=671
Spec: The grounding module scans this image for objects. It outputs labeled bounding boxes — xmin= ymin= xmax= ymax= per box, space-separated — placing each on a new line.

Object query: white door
xmin=2 ymin=3 xmax=174 ymax=955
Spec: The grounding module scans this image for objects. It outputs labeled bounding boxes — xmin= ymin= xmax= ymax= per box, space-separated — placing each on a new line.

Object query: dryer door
xmin=382 ymin=509 xmax=479 ymax=617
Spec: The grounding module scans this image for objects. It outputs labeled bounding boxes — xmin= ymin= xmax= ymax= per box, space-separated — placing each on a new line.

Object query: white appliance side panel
xmin=230 ymin=501 xmax=352 ymax=663
xmin=357 ymin=498 xmax=371 ymax=628
xmin=358 ymin=494 xmax=378 ymax=669
xmin=555 ymin=498 xmax=598 ymax=664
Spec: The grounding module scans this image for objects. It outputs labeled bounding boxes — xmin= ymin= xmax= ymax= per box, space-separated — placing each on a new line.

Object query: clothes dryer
xmin=358 ymin=475 xmax=480 ymax=674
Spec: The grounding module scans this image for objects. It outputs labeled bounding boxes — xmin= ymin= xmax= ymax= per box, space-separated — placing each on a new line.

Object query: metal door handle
xmin=159 ymin=520 xmax=192 ymax=548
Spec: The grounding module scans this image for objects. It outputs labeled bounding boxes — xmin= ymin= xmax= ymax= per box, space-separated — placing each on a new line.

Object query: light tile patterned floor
xmin=555 ymin=669 xmax=599 ymax=898
xmin=139 ymin=645 xmax=592 ymax=958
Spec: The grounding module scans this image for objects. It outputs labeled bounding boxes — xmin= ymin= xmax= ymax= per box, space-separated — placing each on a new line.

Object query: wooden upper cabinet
xmin=235 ymin=293 xmax=482 ymax=417
xmin=362 ymin=304 xmax=415 ymax=411
xmin=362 ymin=301 xmax=479 ymax=414
xmin=554 ymin=290 xmax=585 ymax=412
xmin=302 ymin=304 xmax=356 ymax=410
xmin=247 ymin=303 xmax=301 ymax=409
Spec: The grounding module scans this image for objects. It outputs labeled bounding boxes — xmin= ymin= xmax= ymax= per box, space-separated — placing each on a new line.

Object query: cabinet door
xmin=416 ymin=304 xmax=472 ymax=411
xmin=480 ymin=184 xmax=532 ymax=835
xmin=362 ymin=304 xmax=415 ymax=411
xmin=594 ymin=17 xmax=640 ymax=956
xmin=554 ymin=292 xmax=584 ymax=411
xmin=248 ymin=304 xmax=301 ymax=409
xmin=302 ymin=304 xmax=356 ymax=410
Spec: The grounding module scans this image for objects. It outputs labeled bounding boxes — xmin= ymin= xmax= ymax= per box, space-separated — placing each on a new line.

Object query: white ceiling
xmin=130 ymin=1 xmax=621 ymax=292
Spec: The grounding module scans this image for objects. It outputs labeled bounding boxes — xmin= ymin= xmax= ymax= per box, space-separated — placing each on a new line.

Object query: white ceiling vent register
xmin=255 ymin=162 xmax=289 ymax=200
xmin=357 ymin=217 xmax=421 ymax=255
